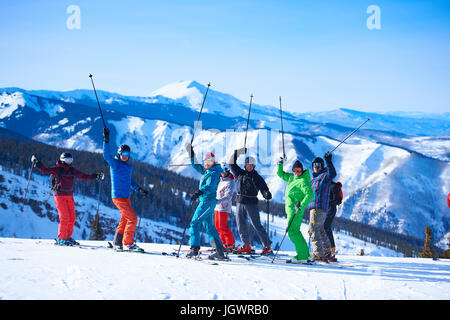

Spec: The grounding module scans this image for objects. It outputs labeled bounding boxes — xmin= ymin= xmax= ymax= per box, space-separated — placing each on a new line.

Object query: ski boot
xmin=287 ymin=256 xmax=310 ymax=264
xmin=223 ymin=244 xmax=235 ymax=253
xmin=186 ymin=246 xmax=200 ymax=259
xmin=307 ymin=254 xmax=327 ymax=263
xmin=125 ymin=243 xmax=144 ymax=252
xmin=261 ymin=245 xmax=273 ymax=255
xmin=234 ymin=244 xmax=253 ymax=254
xmin=325 ymin=249 xmax=337 ymax=262
xmin=208 ymin=239 xmax=229 ymax=261
xmin=327 ymin=248 xmax=338 ymax=262
xmin=112 ymin=232 xmax=124 ymax=251
xmin=55 ymin=237 xmax=71 ymax=246
xmin=66 ymin=237 xmax=79 ymax=246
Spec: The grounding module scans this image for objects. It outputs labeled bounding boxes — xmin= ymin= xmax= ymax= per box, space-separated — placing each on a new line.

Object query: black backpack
xmin=330 ymin=181 xmax=343 ymax=205
xmin=50 ymin=166 xmax=75 ymax=192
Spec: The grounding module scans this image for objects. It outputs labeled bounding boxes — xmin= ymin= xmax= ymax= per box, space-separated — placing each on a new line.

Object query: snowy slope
xmin=0 ymin=238 xmax=449 ymax=300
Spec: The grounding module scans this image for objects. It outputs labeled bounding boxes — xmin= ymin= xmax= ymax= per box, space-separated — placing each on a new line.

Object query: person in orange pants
xmin=31 ymin=153 xmax=103 ymax=245
xmin=112 ymin=198 xmax=138 ymax=247
xmin=214 ymin=165 xmax=236 ymax=251
xmin=103 ymin=128 xmax=148 ymax=251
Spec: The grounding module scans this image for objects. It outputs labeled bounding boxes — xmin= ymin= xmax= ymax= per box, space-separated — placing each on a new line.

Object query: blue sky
xmin=0 ymin=0 xmax=449 ymax=113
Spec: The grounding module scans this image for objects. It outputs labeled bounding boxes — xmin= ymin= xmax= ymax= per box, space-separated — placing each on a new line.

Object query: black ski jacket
xmin=230 ymin=164 xmax=271 ymax=204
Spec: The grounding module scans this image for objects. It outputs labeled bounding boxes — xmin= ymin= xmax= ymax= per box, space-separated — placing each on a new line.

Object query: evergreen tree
xmin=89 ymin=212 xmax=104 ymax=241
xmin=419 ymin=225 xmax=434 ymax=258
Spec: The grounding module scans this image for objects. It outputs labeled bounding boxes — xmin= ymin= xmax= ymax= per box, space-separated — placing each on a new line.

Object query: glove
xmin=185 ymin=143 xmax=194 ymax=158
xmin=324 ymin=151 xmax=332 ymax=162
xmin=31 ymin=154 xmax=41 ymax=167
xmin=103 ymin=127 xmax=110 ymax=143
xmin=235 ymin=147 xmax=247 ymax=157
xmin=295 ymin=202 xmax=301 ymax=212
xmin=278 ymin=157 xmax=284 ymax=165
xmin=190 ymin=190 xmax=203 ymax=202
xmin=262 ymin=190 xmax=272 ymax=200
xmin=139 ymin=188 xmax=149 ymax=196
xmin=31 ymin=154 xmax=38 ymax=165
xmin=94 ymin=172 xmax=104 ymax=180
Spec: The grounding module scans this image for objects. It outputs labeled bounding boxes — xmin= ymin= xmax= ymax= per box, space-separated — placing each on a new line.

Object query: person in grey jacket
xmin=214 ymin=164 xmax=237 ymax=252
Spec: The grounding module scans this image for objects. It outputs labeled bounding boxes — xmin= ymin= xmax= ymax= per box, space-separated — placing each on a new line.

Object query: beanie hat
xmin=292 ymin=160 xmax=303 ymax=171
xmin=203 ymin=152 xmax=216 ymax=162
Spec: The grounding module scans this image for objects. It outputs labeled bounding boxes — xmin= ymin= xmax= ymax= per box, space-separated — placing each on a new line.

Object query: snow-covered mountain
xmin=0 ymin=82 xmax=449 ymax=241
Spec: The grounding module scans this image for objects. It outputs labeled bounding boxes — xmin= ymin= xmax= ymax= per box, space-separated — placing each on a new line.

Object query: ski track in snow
xmin=0 ymin=238 xmax=449 ymax=300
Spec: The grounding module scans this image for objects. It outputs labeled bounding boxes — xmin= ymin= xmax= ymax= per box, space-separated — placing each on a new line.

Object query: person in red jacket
xmin=31 ymin=152 xmax=104 ymax=245
xmin=447 ymin=193 xmax=450 ymax=208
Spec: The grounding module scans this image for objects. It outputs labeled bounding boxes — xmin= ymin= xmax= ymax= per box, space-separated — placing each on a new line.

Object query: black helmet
xmin=117 ymin=144 xmax=131 ymax=157
xmin=292 ymin=160 xmax=303 ymax=171
xmin=312 ymin=157 xmax=324 ymax=169
xmin=245 ymin=156 xmax=256 ymax=166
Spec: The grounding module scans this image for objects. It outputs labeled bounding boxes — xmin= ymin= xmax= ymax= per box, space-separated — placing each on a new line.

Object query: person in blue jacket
xmin=103 ymin=127 xmax=148 ymax=252
xmin=185 ymin=143 xmax=227 ymax=260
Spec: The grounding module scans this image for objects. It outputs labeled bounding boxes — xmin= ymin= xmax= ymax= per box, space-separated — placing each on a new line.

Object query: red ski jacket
xmin=36 ymin=160 xmax=95 ymax=196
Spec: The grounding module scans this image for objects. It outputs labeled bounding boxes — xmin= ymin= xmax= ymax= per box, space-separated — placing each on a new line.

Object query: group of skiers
xmin=30 ymin=127 xmax=342 ymax=264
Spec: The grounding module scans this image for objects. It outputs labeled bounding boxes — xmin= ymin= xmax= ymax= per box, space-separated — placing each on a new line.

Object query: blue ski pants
xmin=189 ymin=198 xmax=222 ymax=247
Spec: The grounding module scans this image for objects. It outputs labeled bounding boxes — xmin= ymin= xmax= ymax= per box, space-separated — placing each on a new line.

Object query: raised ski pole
xmin=271 ymin=205 xmax=300 ymax=263
xmin=21 ymin=162 xmax=35 ymax=213
xmin=89 ymin=74 xmax=107 ymax=129
xmin=243 ymin=94 xmax=253 ymax=150
xmin=279 ymin=96 xmax=286 ymax=160
xmin=329 ymin=118 xmax=370 ymax=153
xmin=191 ymin=82 xmax=211 ymax=145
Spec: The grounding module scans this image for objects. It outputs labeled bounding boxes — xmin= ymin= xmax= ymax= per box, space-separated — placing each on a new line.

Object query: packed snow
xmin=0 ymin=238 xmax=449 ymax=300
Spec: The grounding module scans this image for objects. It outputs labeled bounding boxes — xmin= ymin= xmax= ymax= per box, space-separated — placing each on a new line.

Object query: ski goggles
xmin=312 ymin=162 xmax=323 ymax=168
xmin=120 ymin=151 xmax=130 ymax=157
xmin=62 ymin=158 xmax=73 ymax=163
xmin=293 ymin=168 xmax=303 ymax=173
xmin=203 ymin=159 xmax=215 ymax=166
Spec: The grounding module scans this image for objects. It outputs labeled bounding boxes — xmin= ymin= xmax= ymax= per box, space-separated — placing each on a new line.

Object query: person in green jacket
xmin=277 ymin=158 xmax=314 ymax=263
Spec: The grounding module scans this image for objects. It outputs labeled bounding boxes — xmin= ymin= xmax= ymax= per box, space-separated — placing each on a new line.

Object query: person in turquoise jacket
xmin=277 ymin=158 xmax=314 ymax=263
xmin=185 ymin=144 xmax=226 ymax=260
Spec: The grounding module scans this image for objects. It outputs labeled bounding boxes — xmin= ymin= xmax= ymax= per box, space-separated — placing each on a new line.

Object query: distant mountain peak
xmin=149 ymin=80 xmax=206 ymax=109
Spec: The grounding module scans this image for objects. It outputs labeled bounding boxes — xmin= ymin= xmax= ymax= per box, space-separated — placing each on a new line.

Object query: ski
xmin=234 ymin=254 xmax=353 ymax=267
xmin=174 ymin=248 xmax=216 ymax=254
xmin=106 ymin=242 xmax=163 ymax=256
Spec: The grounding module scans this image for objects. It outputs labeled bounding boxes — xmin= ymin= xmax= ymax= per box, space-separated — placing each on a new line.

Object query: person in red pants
xmin=31 ymin=153 xmax=103 ymax=245
xmin=447 ymin=193 xmax=450 ymax=208
xmin=214 ymin=165 xmax=236 ymax=252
